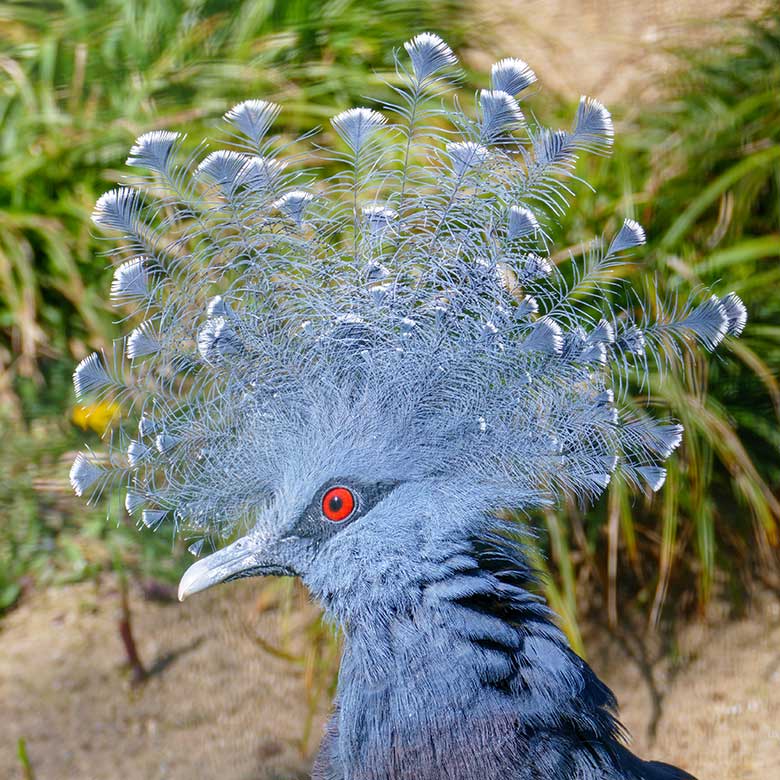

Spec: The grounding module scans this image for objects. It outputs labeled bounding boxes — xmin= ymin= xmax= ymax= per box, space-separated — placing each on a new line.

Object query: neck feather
xmin=329 ymin=528 xmax=624 ymax=779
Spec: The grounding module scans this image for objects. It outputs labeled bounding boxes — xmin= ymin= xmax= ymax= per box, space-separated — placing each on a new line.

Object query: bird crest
xmin=70 ymin=32 xmax=745 ymax=555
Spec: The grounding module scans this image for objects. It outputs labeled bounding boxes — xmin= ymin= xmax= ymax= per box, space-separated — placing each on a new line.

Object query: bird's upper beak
xmin=177 ymin=534 xmax=292 ymax=601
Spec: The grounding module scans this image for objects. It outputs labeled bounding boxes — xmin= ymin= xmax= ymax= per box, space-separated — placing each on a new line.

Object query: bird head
xmin=171 ymin=343 xmax=537 ymax=620
xmin=69 ymin=33 xmax=745 ymax=627
xmin=177 ymin=475 xmax=433 ymax=616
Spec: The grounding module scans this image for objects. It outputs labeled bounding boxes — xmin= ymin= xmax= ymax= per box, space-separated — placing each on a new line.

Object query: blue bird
xmin=70 ymin=33 xmax=745 ymax=779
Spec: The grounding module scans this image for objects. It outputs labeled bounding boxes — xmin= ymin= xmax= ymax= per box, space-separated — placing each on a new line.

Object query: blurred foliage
xmin=0 ymin=414 xmax=189 ymax=614
xmin=1 ymin=0 xmax=779 ymax=638
xmin=540 ymin=7 xmax=780 ymax=639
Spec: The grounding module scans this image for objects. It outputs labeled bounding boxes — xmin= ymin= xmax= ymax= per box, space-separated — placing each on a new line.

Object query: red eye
xmin=322 ymin=486 xmax=355 ymax=522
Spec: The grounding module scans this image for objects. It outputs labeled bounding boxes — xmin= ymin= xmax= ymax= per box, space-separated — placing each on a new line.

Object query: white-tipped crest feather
xmin=126 ymin=130 xmax=181 ymax=171
xmin=479 ymin=90 xmax=524 ymax=137
xmin=720 ymin=292 xmax=747 ymax=336
xmin=574 ymin=96 xmax=613 ymax=152
xmin=403 ymin=32 xmax=457 ymax=82
xmin=126 ymin=324 xmax=160 ymax=359
xmin=70 ymin=453 xmax=103 ymax=497
xmin=446 ymin=141 xmax=490 ymax=175
xmin=331 ymin=108 xmax=386 ymax=153
xmin=609 ymin=218 xmax=646 ymax=254
xmin=507 ymin=206 xmax=539 ymax=239
xmin=491 ymin=58 xmax=536 ymax=95
xmin=273 ymin=190 xmax=313 ymax=224
xmin=111 ymin=257 xmax=149 ymax=303
xmin=637 ymin=466 xmax=667 ymax=492
xmin=224 ymin=99 xmax=281 ymax=144
xmin=141 ymin=510 xmax=167 ymax=530
xmin=73 ymin=353 xmax=111 ymax=399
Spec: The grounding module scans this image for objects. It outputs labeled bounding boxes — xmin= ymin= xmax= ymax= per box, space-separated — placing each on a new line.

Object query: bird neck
xmin=330 ymin=533 xmax=621 ymax=779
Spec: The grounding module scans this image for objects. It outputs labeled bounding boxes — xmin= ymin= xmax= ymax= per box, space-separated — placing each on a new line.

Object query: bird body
xmin=70 ymin=32 xmax=744 ymax=779
xmin=310 ymin=509 xmax=691 ymax=780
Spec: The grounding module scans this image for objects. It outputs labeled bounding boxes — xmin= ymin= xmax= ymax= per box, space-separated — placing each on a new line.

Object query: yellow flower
xmin=71 ymin=401 xmax=121 ymax=434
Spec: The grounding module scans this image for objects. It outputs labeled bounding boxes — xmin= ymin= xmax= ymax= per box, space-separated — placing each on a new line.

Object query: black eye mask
xmin=288 ymin=479 xmax=400 ymax=545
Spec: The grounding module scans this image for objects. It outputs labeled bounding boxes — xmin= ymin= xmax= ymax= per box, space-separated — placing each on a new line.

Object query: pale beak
xmin=177 ymin=535 xmax=293 ymax=601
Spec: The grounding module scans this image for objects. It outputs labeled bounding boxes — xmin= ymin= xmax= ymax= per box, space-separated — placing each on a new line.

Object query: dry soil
xmin=2 ymin=577 xmax=779 ymax=780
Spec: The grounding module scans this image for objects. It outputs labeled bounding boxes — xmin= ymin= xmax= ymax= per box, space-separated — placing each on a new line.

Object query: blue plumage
xmin=69 ymin=32 xmax=744 ymax=778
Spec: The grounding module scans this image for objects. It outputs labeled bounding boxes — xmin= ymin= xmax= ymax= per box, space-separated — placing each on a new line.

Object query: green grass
xmin=0 ymin=412 xmax=189 ymax=614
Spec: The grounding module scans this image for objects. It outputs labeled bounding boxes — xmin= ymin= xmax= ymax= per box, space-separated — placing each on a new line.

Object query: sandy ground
xmin=2 ymin=576 xmax=779 ymax=780
xmin=1 ymin=579 xmax=326 ymax=780
xmin=468 ymin=0 xmax=762 ymax=104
